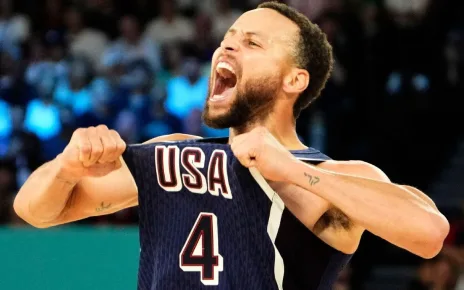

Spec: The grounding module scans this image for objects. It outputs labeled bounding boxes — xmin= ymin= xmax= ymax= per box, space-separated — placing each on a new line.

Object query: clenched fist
xmin=231 ymin=127 xmax=298 ymax=182
xmin=57 ymin=125 xmax=126 ymax=181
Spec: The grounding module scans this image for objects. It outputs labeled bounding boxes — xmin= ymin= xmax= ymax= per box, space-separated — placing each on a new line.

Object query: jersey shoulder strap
xmin=290 ymin=147 xmax=332 ymax=163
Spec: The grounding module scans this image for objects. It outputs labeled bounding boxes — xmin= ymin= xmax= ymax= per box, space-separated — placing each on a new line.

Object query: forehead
xmin=231 ymin=8 xmax=299 ymax=43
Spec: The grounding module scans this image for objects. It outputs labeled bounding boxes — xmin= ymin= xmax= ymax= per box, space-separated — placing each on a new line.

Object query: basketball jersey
xmin=123 ymin=138 xmax=352 ymax=290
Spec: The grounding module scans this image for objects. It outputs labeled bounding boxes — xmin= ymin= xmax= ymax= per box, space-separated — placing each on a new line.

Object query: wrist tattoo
xmin=96 ymin=202 xmax=112 ymax=212
xmin=304 ymin=172 xmax=320 ymax=186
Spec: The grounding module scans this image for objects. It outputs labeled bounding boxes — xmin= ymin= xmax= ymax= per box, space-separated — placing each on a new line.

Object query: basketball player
xmin=14 ymin=2 xmax=449 ymax=290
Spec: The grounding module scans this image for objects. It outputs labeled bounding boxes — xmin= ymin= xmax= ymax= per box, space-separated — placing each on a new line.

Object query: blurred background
xmin=0 ymin=0 xmax=462 ymax=289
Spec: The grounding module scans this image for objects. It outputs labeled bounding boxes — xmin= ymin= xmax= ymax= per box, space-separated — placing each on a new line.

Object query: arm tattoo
xmin=304 ymin=172 xmax=320 ymax=186
xmin=96 ymin=202 xmax=112 ymax=212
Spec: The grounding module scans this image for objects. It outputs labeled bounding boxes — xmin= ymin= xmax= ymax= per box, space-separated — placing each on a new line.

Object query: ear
xmin=282 ymin=68 xmax=310 ymax=96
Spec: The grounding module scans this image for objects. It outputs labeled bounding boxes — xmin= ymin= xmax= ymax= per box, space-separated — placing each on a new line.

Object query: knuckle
xmin=105 ymin=142 xmax=117 ymax=153
xmin=92 ymin=144 xmax=103 ymax=155
xmin=86 ymin=126 xmax=96 ymax=135
xmin=74 ymin=128 xmax=83 ymax=134
xmin=96 ymin=124 xmax=108 ymax=131
xmin=80 ymin=144 xmax=91 ymax=153
xmin=109 ymin=129 xmax=121 ymax=139
xmin=73 ymin=128 xmax=86 ymax=138
xmin=117 ymin=141 xmax=127 ymax=152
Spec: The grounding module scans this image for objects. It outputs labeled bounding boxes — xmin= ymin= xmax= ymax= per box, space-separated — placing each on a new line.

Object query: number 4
xmin=179 ymin=213 xmax=224 ymax=286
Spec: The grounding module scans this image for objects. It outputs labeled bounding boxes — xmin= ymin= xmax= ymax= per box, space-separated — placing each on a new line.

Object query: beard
xmin=202 ymin=74 xmax=281 ymax=130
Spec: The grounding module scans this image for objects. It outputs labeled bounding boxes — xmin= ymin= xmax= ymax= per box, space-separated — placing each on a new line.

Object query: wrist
xmin=282 ymin=157 xmax=304 ymax=183
xmin=55 ymin=154 xmax=82 ymax=185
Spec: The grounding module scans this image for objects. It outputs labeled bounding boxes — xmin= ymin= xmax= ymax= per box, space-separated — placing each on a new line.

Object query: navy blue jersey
xmin=123 ymin=138 xmax=352 ymax=290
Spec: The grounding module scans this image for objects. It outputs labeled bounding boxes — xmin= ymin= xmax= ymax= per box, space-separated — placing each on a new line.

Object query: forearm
xmin=284 ymin=160 xmax=448 ymax=256
xmin=13 ymin=155 xmax=78 ymax=226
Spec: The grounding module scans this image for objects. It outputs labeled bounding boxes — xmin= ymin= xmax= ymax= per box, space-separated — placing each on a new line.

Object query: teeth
xmin=216 ymin=62 xmax=235 ymax=75
xmin=211 ymin=94 xmax=226 ymax=101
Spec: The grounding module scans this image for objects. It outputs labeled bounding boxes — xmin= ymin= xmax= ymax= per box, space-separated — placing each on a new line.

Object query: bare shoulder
xmin=143 ymin=133 xmax=203 ymax=144
xmin=317 ymin=160 xmax=391 ymax=182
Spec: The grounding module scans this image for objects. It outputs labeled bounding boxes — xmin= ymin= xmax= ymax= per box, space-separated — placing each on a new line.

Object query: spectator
xmin=4 ymin=107 xmax=42 ymax=172
xmin=24 ymin=82 xmax=62 ymax=142
xmin=104 ymin=15 xmax=161 ymax=73
xmin=210 ymin=0 xmax=241 ymax=43
xmin=142 ymin=99 xmax=182 ymax=140
xmin=143 ymin=0 xmax=194 ymax=46
xmin=0 ymin=0 xmax=30 ymax=46
xmin=64 ymin=6 xmax=108 ymax=69
xmin=191 ymin=13 xmax=217 ymax=63
xmin=164 ymin=56 xmax=208 ymax=120
xmin=0 ymin=47 xmax=28 ymax=106
xmin=84 ymin=0 xmax=120 ymax=39
xmin=25 ymin=36 xmax=68 ymax=92
xmin=408 ymin=254 xmax=461 ymax=290
xmin=0 ymin=157 xmax=16 ymax=223
xmin=53 ymin=57 xmax=93 ymax=117
xmin=34 ymin=0 xmax=65 ymax=34
xmin=0 ymin=97 xmax=12 ymax=142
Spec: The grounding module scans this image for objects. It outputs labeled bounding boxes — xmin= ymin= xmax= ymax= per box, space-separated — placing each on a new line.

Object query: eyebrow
xmin=226 ymin=28 xmax=265 ymax=39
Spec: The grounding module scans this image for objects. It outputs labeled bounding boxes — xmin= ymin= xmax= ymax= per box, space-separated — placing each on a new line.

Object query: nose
xmin=220 ymin=36 xmax=239 ymax=53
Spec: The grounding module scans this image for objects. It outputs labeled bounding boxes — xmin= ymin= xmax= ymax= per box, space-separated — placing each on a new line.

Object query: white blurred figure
xmin=286 ymin=0 xmax=341 ymax=20
xmin=143 ymin=0 xmax=194 ymax=46
xmin=0 ymin=0 xmax=30 ymax=45
xmin=104 ymin=15 xmax=161 ymax=73
xmin=65 ymin=6 xmax=108 ymax=69
xmin=383 ymin=0 xmax=431 ymax=26
xmin=210 ymin=0 xmax=242 ymax=43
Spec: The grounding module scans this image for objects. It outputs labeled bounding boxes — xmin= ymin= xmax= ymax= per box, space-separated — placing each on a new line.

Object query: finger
xmin=109 ymin=129 xmax=127 ymax=159
xmin=236 ymin=153 xmax=255 ymax=168
xmin=232 ymin=144 xmax=253 ymax=168
xmin=231 ymin=132 xmax=249 ymax=145
xmin=74 ymin=129 xmax=92 ymax=164
xmin=86 ymin=127 xmax=104 ymax=166
xmin=230 ymin=133 xmax=250 ymax=153
xmin=97 ymin=126 xmax=117 ymax=163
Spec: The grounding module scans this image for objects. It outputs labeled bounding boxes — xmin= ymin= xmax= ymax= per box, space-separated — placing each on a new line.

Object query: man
xmin=14 ymin=2 xmax=449 ymax=290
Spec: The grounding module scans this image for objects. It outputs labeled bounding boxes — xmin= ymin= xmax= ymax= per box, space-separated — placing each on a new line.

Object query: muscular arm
xmin=13 ymin=133 xmax=201 ymax=228
xmin=281 ymin=159 xmax=449 ymax=259
xmin=13 ymin=157 xmax=137 ymax=228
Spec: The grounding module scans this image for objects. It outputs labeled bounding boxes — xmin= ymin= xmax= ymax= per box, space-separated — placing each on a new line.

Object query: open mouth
xmin=211 ymin=62 xmax=238 ymax=102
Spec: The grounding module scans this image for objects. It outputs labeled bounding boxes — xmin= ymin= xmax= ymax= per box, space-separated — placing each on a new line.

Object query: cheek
xmin=242 ymin=53 xmax=282 ymax=77
xmin=212 ymin=48 xmax=221 ymax=62
xmin=240 ymin=62 xmax=281 ymax=87
xmin=210 ymin=48 xmax=221 ymax=73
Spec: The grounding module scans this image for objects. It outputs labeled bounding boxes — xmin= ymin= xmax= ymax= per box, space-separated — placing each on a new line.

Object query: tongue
xmin=211 ymin=78 xmax=234 ymax=102
xmin=214 ymin=77 xmax=235 ymax=95
xmin=211 ymin=86 xmax=234 ymax=101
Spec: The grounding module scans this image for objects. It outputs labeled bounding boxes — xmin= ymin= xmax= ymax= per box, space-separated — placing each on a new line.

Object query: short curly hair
xmin=257 ymin=1 xmax=334 ymax=118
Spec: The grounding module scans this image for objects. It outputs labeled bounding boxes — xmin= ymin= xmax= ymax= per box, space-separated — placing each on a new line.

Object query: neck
xmin=228 ymin=113 xmax=306 ymax=151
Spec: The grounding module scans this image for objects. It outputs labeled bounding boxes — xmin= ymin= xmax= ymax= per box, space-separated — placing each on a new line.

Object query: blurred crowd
xmin=0 ymin=0 xmax=463 ymax=288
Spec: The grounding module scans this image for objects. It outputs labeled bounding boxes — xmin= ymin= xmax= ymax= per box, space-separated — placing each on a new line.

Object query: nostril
xmin=225 ymin=46 xmax=234 ymax=51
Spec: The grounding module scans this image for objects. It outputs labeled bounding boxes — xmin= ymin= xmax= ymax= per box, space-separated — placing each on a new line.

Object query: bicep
xmin=270 ymin=179 xmax=364 ymax=254
xmin=322 ymin=161 xmax=439 ymax=209
xmin=53 ymin=158 xmax=138 ymax=225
